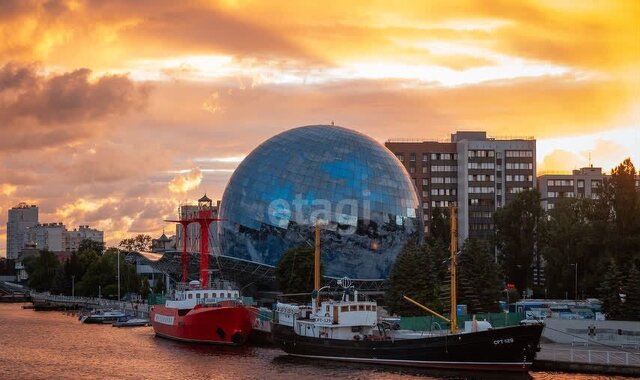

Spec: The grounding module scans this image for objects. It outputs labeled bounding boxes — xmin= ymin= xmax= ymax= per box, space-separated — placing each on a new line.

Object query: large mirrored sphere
xmin=218 ymin=125 xmax=422 ymax=279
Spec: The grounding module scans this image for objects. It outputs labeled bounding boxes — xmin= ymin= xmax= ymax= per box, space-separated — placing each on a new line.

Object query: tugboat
xmin=149 ymin=195 xmax=253 ymax=345
xmin=272 ymin=208 xmax=544 ymax=371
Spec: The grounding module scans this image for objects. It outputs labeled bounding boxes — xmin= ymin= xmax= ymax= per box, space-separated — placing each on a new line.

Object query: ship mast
xmin=314 ymin=219 xmax=321 ymax=313
xmin=450 ymin=205 xmax=458 ymax=335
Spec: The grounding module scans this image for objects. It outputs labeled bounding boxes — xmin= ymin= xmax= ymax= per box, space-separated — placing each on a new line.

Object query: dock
xmin=30 ymin=292 xmax=150 ymax=317
xmin=534 ymin=342 xmax=640 ymax=376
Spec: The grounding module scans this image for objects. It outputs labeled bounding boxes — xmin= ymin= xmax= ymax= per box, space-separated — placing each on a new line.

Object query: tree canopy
xmin=275 ymin=245 xmax=323 ymax=294
xmin=457 ymin=239 xmax=503 ymax=313
xmin=119 ymin=234 xmax=153 ymax=252
xmin=494 ymin=189 xmax=544 ymax=296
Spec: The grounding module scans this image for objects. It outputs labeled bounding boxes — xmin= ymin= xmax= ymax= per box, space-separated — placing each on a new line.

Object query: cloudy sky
xmin=1 ymin=0 xmax=638 ymax=255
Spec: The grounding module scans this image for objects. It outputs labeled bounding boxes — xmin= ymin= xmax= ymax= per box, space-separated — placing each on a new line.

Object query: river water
xmin=0 ymin=303 xmax=623 ymax=380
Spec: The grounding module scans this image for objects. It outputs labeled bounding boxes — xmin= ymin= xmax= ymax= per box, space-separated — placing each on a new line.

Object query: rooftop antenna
xmin=588 ymin=152 xmax=592 ymax=168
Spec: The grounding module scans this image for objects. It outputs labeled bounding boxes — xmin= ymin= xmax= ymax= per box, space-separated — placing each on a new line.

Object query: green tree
xmin=540 ymin=198 xmax=596 ymax=298
xmin=78 ymin=239 xmax=105 ymax=255
xmin=25 ymin=250 xmax=60 ymax=292
xmin=153 ymin=275 xmax=165 ymax=294
xmin=494 ymin=189 xmax=544 ymax=296
xmin=623 ymin=264 xmax=640 ymax=321
xmin=75 ymin=250 xmax=138 ymax=298
xmin=458 ymin=239 xmax=503 ymax=313
xmin=429 ymin=207 xmax=450 ymax=247
xmin=119 ymin=234 xmax=153 ymax=252
xmin=275 ymin=245 xmax=323 ymax=294
xmin=386 ymin=242 xmax=445 ymax=317
xmin=598 ymin=262 xmax=627 ymax=320
xmin=140 ymin=277 xmax=151 ymax=299
xmin=610 ymin=158 xmax=639 ymax=237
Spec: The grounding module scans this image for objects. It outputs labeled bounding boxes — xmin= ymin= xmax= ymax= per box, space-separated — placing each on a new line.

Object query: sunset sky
xmin=1 ymin=0 xmax=638 ymax=255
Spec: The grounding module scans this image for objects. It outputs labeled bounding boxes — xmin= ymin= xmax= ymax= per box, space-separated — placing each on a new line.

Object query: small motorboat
xmin=79 ymin=309 xmax=127 ymax=324
xmin=112 ymin=316 xmax=151 ymax=327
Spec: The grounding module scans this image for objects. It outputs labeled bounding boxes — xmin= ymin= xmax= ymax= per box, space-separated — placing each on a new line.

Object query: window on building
xmin=422 ymin=178 xmax=429 ymax=185
xmin=577 ymin=180 xmax=584 ymax=188
xmin=396 ymin=153 xmax=404 ymax=162
xmin=422 ymin=154 xmax=428 ymax=162
xmin=409 ymin=153 xmax=416 ymax=162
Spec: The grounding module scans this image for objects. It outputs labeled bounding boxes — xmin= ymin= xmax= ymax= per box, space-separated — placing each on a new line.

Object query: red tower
xmin=166 ymin=194 xmax=224 ymax=288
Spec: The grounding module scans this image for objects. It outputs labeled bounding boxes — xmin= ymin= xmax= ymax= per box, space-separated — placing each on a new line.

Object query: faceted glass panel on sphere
xmin=218 ymin=125 xmax=422 ymax=279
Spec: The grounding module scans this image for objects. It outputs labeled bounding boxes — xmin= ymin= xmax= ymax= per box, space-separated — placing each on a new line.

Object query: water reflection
xmin=0 ymin=304 xmax=627 ymax=380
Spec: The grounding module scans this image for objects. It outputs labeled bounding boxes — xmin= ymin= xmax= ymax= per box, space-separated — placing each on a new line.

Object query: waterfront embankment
xmin=30 ymin=292 xmax=149 ymax=317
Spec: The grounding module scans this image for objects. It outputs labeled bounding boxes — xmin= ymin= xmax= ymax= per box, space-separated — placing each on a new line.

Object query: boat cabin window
xmin=227 ymin=293 xmax=231 ymax=298
xmin=358 ymin=305 xmax=364 ymax=311
xmin=203 ymin=293 xmax=208 ymax=299
xmin=341 ymin=306 xmax=348 ymax=312
xmin=325 ymin=306 xmax=330 ymax=313
xmin=349 ymin=305 xmax=357 ymax=311
xmin=372 ymin=306 xmax=377 ymax=311
xmin=196 ymin=293 xmax=201 ymax=299
xmin=188 ymin=294 xmax=193 ymax=299
xmin=365 ymin=305 xmax=371 ymax=311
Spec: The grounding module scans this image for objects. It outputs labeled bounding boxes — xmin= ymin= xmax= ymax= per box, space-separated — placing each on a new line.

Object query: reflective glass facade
xmin=218 ymin=125 xmax=422 ymax=279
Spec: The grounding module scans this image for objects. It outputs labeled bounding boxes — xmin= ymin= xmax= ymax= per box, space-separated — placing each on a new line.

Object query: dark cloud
xmin=0 ymin=63 xmax=149 ymax=124
xmin=0 ymin=63 xmax=149 ymax=150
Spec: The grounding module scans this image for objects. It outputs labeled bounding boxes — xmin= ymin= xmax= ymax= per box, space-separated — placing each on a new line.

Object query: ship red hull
xmin=150 ymin=303 xmax=253 ymax=345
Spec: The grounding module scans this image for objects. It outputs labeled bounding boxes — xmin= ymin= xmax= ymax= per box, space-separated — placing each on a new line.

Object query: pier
xmin=534 ymin=342 xmax=640 ymax=376
xmin=30 ymin=292 xmax=150 ymax=317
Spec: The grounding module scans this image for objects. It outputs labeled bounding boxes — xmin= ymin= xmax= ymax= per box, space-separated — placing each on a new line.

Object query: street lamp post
xmin=571 ymin=263 xmax=578 ymax=301
xmin=117 ymin=250 xmax=121 ymax=301
xmin=71 ymin=275 xmax=75 ymax=298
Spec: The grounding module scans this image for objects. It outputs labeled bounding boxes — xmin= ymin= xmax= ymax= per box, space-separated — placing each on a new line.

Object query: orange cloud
xmin=168 ymin=168 xmax=203 ymax=193
xmin=0 ymin=0 xmax=638 ymax=256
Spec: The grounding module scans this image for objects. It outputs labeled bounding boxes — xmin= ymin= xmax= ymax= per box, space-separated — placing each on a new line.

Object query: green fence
xmin=398 ymin=312 xmax=524 ymax=331
xmin=147 ymin=294 xmax=167 ymax=305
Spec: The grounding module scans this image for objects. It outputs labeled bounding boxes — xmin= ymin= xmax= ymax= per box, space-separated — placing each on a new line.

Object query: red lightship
xmin=150 ymin=195 xmax=253 ymax=345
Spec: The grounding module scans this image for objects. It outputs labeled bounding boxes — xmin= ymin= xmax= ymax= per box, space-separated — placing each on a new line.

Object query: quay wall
xmin=543 ymin=319 xmax=640 ymax=346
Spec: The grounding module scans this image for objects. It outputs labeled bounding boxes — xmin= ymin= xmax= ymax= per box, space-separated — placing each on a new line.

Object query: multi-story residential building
xmin=65 ymin=225 xmax=105 ymax=252
xmin=537 ymin=166 xmax=606 ymax=211
xmin=6 ymin=203 xmax=38 ymax=259
xmin=386 ymin=131 xmax=536 ymax=245
xmin=24 ymin=222 xmax=67 ymax=252
xmin=22 ymin=222 xmax=104 ymax=253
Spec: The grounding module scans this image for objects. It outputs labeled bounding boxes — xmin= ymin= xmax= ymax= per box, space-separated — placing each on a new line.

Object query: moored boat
xmin=112 ymin=316 xmax=151 ymax=327
xmin=272 ymin=209 xmax=544 ymax=372
xmin=149 ymin=195 xmax=253 ymax=345
xmin=272 ymin=284 xmax=543 ymax=371
xmin=79 ymin=309 xmax=127 ymax=324
xmin=150 ymin=280 xmax=253 ymax=344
